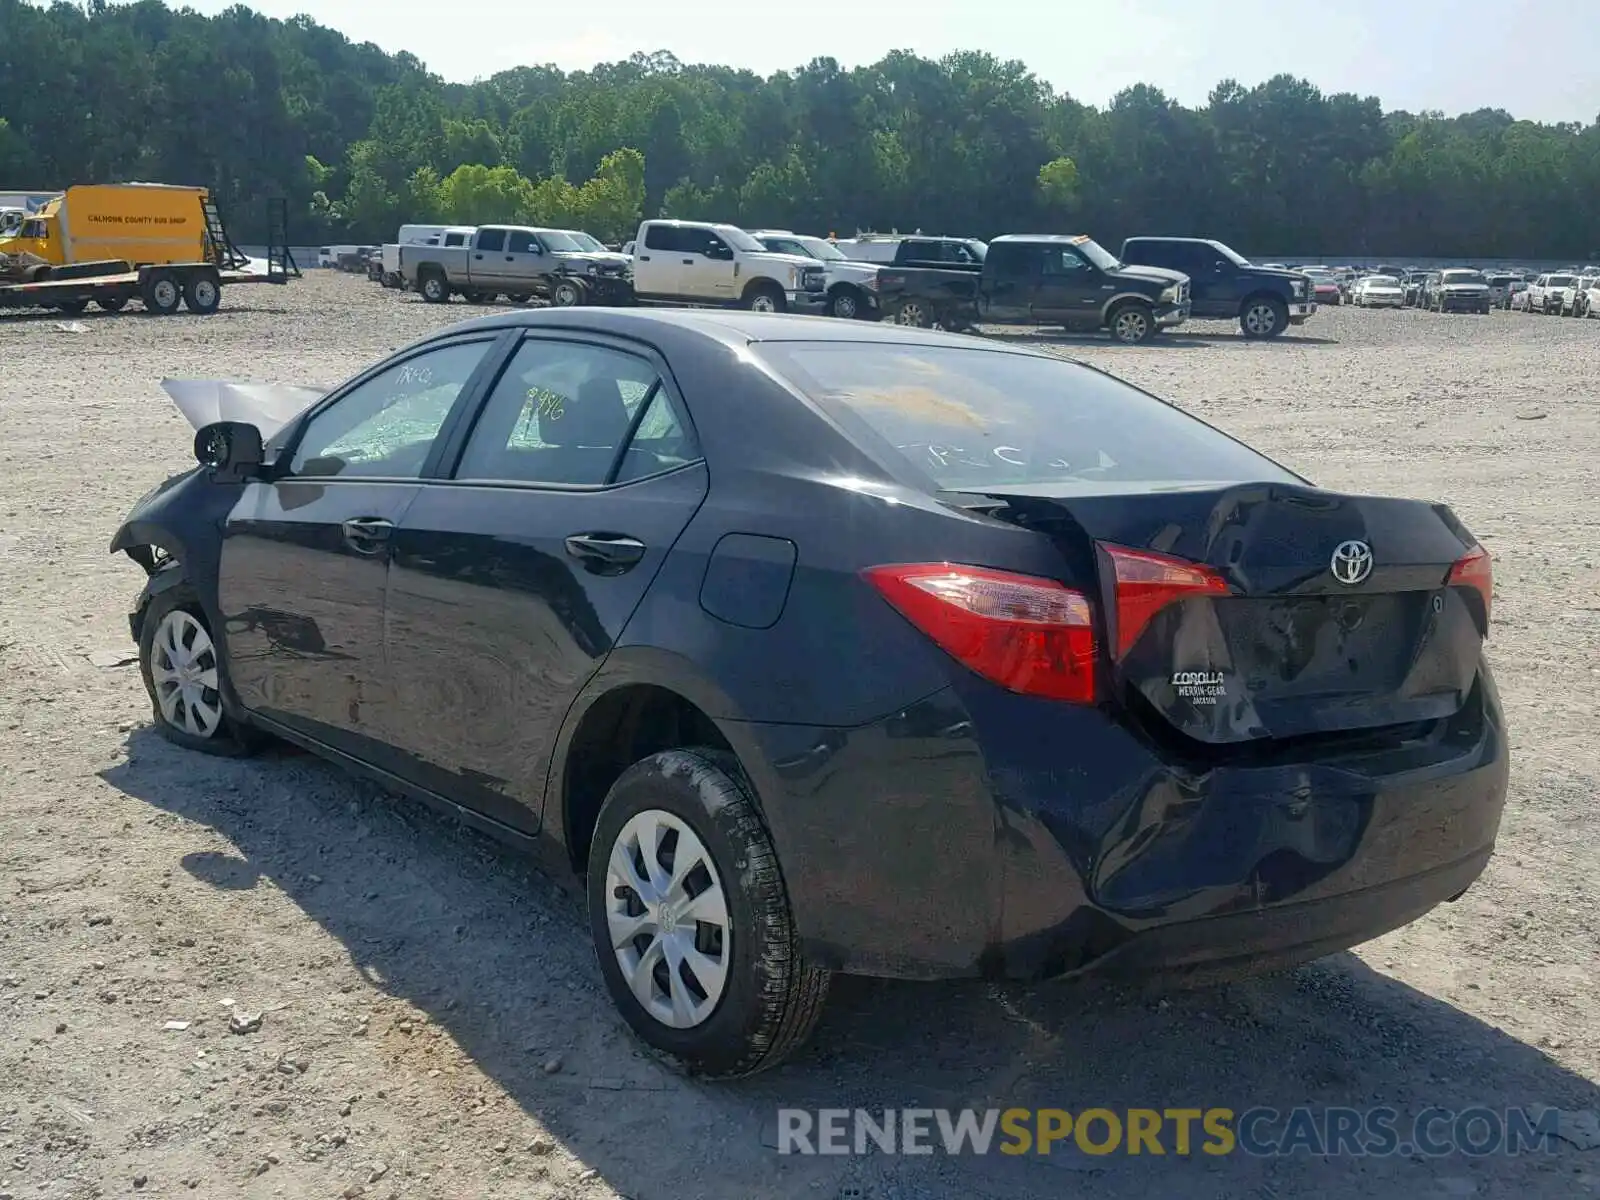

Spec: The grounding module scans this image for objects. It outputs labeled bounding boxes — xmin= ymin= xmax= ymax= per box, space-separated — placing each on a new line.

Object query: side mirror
xmin=194 ymin=420 xmax=264 ymax=481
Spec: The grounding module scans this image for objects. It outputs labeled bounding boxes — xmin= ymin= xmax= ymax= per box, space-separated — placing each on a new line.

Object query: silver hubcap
xmin=153 ymin=280 xmax=178 ymax=309
xmin=425 ymin=279 xmax=443 ymax=300
xmin=751 ymin=294 xmax=777 ymax=313
xmin=193 ymin=281 xmax=217 ymax=308
xmin=833 ymin=294 xmax=857 ymax=318
xmin=897 ymin=303 xmax=923 ymax=325
xmin=150 ymin=610 xmax=222 ymax=737
xmin=1246 ymin=304 xmax=1276 ymax=334
xmin=605 ymin=809 xmax=731 ymax=1029
xmin=554 ymin=284 xmax=579 ymax=306
xmin=1115 ymin=310 xmax=1148 ymax=341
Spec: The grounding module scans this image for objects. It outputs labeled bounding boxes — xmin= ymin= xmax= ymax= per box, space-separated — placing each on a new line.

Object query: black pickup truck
xmin=880 ymin=234 xmax=1190 ymax=343
xmin=1118 ymin=237 xmax=1314 ymax=338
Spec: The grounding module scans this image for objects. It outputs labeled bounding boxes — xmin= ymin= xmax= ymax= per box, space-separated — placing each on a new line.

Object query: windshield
xmin=1076 ymin=238 xmax=1121 ymax=272
xmin=800 ymin=236 xmax=847 ymax=261
xmin=562 ymin=231 xmax=607 ymax=252
xmin=1550 ymin=275 xmax=1576 ymax=286
xmin=537 ymin=231 xmax=584 ymax=253
xmin=754 ymin=342 xmax=1296 ymax=493
xmin=1209 ymin=241 xmax=1250 ymax=266
xmin=1442 ymin=271 xmax=1486 ymax=285
xmin=1366 ymin=276 xmax=1399 ymax=286
xmin=718 ymin=226 xmax=766 ymax=253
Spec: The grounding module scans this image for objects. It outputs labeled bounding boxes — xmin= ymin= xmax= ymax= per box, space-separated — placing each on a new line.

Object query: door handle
xmin=682 ymin=258 xmax=694 ymax=265
xmin=506 ymin=256 xmax=515 ymax=261
xmin=474 ymin=253 xmax=484 ymax=259
xmin=341 ymin=517 xmax=394 ymax=554
xmin=639 ymin=255 xmax=651 ymax=261
xmin=564 ymin=532 xmax=646 ymax=574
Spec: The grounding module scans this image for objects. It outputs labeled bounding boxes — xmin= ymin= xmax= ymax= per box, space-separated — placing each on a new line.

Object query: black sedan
xmin=113 ymin=310 xmax=1509 ymax=1077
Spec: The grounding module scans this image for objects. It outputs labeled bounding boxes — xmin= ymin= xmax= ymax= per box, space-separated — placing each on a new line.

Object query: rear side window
xmin=454 ymin=339 xmax=697 ymax=486
xmin=444 ymin=232 xmax=466 ymax=247
xmin=1122 ymin=241 xmax=1173 ymax=268
xmin=643 ymin=225 xmax=680 ymax=251
xmin=755 ymin=343 xmax=1297 ymax=494
xmin=477 ymin=229 xmax=506 ymax=253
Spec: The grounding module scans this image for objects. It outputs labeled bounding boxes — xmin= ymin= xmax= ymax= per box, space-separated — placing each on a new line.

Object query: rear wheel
xmin=183 ymin=270 xmax=221 ymax=315
xmin=586 ymin=748 xmax=829 ymax=1078
xmin=1240 ymin=296 xmax=1288 ymax=339
xmin=141 ymin=271 xmax=182 ymax=316
xmin=892 ymin=298 xmax=929 ymax=327
xmin=1107 ymin=301 xmax=1155 ymax=344
xmin=137 ymin=586 xmax=261 ymax=757
xmin=419 ymin=272 xmax=449 ymax=304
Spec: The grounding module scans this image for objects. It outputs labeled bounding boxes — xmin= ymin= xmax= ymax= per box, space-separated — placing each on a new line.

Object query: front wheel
xmin=1240 ymin=296 xmax=1288 ymax=339
xmin=587 ymin=748 xmax=829 ymax=1078
xmin=137 ymin=586 xmax=261 ymax=757
xmin=1107 ymin=302 xmax=1156 ymax=344
xmin=550 ymin=279 xmax=584 ymax=308
xmin=742 ymin=285 xmax=786 ymax=314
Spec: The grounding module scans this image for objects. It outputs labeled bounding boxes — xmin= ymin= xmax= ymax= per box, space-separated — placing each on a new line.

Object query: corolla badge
xmin=1330 ymin=540 xmax=1374 ymax=585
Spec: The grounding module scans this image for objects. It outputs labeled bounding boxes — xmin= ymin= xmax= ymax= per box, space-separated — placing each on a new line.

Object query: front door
xmin=382 ymin=334 xmax=708 ymax=832
xmin=217 ymin=336 xmax=502 ymax=763
xmin=1030 ymin=245 xmax=1104 ymax=329
xmin=502 ymin=229 xmax=547 ymax=294
xmin=681 ymin=228 xmax=738 ymax=302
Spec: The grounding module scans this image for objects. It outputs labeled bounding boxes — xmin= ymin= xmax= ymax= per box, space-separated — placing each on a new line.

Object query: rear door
xmin=1030 ymin=244 xmax=1105 ymax=328
xmin=635 ymin=223 xmax=681 ymax=295
xmin=976 ymin=242 xmax=1036 ymax=321
xmin=469 ymin=228 xmax=509 ymax=289
xmin=218 ymin=335 xmax=504 ymax=762
xmin=381 ymin=333 xmax=709 ymax=832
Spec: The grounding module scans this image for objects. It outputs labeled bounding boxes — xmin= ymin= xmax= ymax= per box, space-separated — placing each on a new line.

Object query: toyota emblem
xmin=1330 ymin=540 xmax=1374 ymax=586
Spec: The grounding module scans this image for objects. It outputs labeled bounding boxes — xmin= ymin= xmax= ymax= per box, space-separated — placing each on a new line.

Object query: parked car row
xmin=1516 ymin=271 xmax=1600 ymax=316
xmin=374 ymin=219 xmax=1324 ymax=343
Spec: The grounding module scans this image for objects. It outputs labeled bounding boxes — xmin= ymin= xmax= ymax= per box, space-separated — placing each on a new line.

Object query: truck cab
xmin=1119 ymin=236 xmax=1313 ymax=337
xmin=631 ymin=220 xmax=826 ymax=313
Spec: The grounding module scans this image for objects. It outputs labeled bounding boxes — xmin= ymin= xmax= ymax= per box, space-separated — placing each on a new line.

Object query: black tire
xmin=141 ymin=270 xmax=182 ymax=315
xmin=96 ymin=296 xmax=127 ymax=313
xmin=507 ymin=293 xmax=532 ymax=305
xmin=137 ymin=584 xmax=262 ymax=757
xmin=1240 ymin=295 xmax=1288 ymax=339
xmin=418 ymin=271 xmax=450 ymax=304
xmin=550 ymin=279 xmax=584 ymax=308
xmin=890 ymin=297 xmax=931 ymax=327
xmin=827 ymin=286 xmax=863 ymax=319
xmin=183 ymin=269 xmax=222 ymax=315
xmin=586 ymin=747 xmax=830 ymax=1078
xmin=1106 ymin=301 xmax=1156 ymax=344
xmin=741 ymin=283 xmax=786 ymax=314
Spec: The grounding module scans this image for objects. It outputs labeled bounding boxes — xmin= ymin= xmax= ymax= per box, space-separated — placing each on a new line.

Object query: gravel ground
xmin=1 ymin=275 xmax=1597 ymax=1200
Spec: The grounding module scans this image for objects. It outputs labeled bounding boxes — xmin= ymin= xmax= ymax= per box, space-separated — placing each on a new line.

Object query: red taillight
xmin=1447 ymin=544 xmax=1492 ymax=627
xmin=1101 ymin=544 xmax=1230 ymax=660
xmin=862 ymin=563 xmax=1097 ymax=703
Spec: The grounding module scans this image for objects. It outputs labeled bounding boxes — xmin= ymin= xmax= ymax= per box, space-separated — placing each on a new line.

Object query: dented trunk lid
xmin=980 ymin=482 xmax=1487 ymax=745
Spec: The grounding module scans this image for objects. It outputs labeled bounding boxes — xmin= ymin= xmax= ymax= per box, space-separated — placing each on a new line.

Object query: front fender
xmin=111 ymin=466 xmax=244 ymax=638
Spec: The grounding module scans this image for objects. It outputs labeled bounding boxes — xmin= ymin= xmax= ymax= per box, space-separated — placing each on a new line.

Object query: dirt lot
xmin=1 ymin=274 xmax=1597 ymax=1200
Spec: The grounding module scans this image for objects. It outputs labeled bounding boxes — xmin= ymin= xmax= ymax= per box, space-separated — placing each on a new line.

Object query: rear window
xmin=754 ymin=342 xmax=1297 ymax=494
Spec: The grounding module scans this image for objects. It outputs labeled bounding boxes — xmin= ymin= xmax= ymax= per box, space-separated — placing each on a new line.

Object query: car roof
xmin=400 ymin=306 xmax=1056 ymax=358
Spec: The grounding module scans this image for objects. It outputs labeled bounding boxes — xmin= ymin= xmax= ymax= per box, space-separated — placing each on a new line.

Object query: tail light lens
xmin=1100 ymin=544 xmax=1229 ymax=660
xmin=862 ymin=563 xmax=1097 ymax=703
xmin=1446 ymin=544 xmax=1492 ymax=629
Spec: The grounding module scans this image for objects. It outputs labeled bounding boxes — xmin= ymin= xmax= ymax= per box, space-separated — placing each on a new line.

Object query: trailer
xmin=0 ymin=198 xmax=297 ymax=316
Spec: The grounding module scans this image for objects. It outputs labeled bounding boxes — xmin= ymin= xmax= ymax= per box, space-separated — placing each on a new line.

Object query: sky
xmin=173 ymin=0 xmax=1600 ymax=125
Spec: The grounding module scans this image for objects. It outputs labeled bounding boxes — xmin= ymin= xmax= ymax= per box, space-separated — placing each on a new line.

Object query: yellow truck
xmin=0 ymin=190 xmax=298 ymax=317
xmin=0 ymin=182 xmax=217 ymax=268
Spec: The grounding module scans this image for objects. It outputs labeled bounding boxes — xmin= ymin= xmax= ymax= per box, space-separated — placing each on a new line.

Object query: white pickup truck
xmin=630 ymin=220 xmax=827 ymax=313
xmin=748 ymin=229 xmax=884 ymax=319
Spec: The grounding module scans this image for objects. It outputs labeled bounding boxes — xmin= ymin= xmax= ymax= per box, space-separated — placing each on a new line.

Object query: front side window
xmin=1042 ymin=248 xmax=1089 ymax=275
xmin=506 ymin=230 xmax=538 ymax=254
xmin=291 ymin=341 xmax=494 ymax=478
xmin=454 ymin=340 xmax=697 ymax=486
